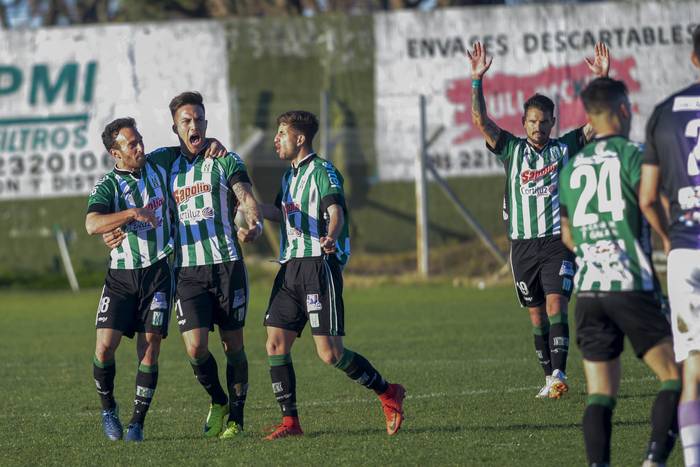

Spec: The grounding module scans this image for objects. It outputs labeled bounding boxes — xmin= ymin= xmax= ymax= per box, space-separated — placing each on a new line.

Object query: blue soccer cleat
xmin=101 ymin=405 xmax=123 ymax=441
xmin=125 ymin=423 xmax=144 ymax=442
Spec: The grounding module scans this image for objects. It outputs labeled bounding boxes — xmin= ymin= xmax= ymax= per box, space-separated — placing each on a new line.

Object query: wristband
xmin=471 ymin=79 xmax=482 ymax=88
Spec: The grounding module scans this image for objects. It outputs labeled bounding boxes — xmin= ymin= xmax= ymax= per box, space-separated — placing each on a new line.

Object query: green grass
xmin=0 ymin=282 xmax=681 ymax=466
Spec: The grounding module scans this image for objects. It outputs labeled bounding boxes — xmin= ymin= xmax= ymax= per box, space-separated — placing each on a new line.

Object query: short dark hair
xmin=580 ymin=77 xmax=628 ymax=115
xmin=169 ymin=91 xmax=205 ymax=117
xmin=276 ymin=110 xmax=319 ymax=144
xmin=694 ymin=24 xmax=700 ymax=58
xmin=102 ymin=117 xmax=136 ymax=151
xmin=523 ymin=94 xmax=555 ymax=117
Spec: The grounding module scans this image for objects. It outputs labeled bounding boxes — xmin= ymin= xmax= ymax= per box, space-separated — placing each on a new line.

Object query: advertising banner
xmin=0 ymin=21 xmax=230 ymax=199
xmin=375 ymin=2 xmax=700 ymax=180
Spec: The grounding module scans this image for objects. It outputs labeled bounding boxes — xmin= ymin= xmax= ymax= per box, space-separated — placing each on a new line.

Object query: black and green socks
xmin=269 ymin=354 xmax=297 ymax=418
xmin=190 ymin=352 xmax=228 ymax=406
xmin=93 ymin=355 xmax=116 ymax=410
xmin=549 ymin=313 xmax=569 ymax=373
xmin=583 ymin=394 xmax=616 ymax=466
xmin=130 ymin=363 xmax=158 ymax=426
xmin=646 ymin=379 xmax=681 ymax=463
xmin=532 ymin=324 xmax=552 ymax=376
xmin=225 ymin=347 xmax=249 ymax=427
xmin=334 ymin=349 xmax=389 ymax=395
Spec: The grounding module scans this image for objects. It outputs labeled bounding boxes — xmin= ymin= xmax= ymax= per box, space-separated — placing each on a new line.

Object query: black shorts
xmin=95 ymin=258 xmax=173 ymax=338
xmin=174 ymin=261 xmax=248 ymax=333
xmin=264 ymin=256 xmax=345 ymax=337
xmin=575 ymin=291 xmax=672 ymax=361
xmin=510 ymin=236 xmax=576 ymax=308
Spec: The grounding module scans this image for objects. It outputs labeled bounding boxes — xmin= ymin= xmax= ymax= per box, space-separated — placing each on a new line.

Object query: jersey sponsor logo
xmin=151 ymin=311 xmax=164 ymax=326
xmin=678 ymin=186 xmax=700 ymax=211
xmin=673 ymin=96 xmax=700 ymax=112
xmin=520 ymin=162 xmax=558 ymax=184
xmin=283 ymin=202 xmax=301 ymax=215
xmin=309 ymin=313 xmax=320 ymax=328
xmin=124 ymin=217 xmax=163 ymax=232
xmin=559 ymin=260 xmax=575 ymax=277
xmin=144 ymin=197 xmax=164 ymax=211
xmin=90 ymin=175 xmax=109 ymax=196
xmin=179 ymin=207 xmax=214 ymax=223
xmin=306 ymin=293 xmax=322 ymax=312
xmin=150 ymin=292 xmax=168 ymax=310
xmin=173 ymin=182 xmax=212 ymax=205
xmin=519 ymin=184 xmax=556 ymax=197
xmin=323 ymin=161 xmax=341 ymax=188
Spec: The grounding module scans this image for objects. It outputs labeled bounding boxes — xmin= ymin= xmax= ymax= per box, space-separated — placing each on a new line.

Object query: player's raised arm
xmin=232 ymin=181 xmax=263 ymax=243
xmin=639 ymin=164 xmax=672 ymax=255
xmin=581 ymin=42 xmax=611 ymax=141
xmin=467 ymin=42 xmax=502 ymax=149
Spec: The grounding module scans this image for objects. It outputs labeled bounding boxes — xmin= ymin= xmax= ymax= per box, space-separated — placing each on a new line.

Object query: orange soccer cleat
xmin=379 ymin=383 xmax=406 ymax=435
xmin=264 ymin=416 xmax=304 ymax=441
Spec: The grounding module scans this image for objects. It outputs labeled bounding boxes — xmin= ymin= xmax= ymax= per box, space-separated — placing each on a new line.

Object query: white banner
xmin=375 ymin=2 xmax=700 ymax=180
xmin=0 ymin=21 xmax=230 ymax=200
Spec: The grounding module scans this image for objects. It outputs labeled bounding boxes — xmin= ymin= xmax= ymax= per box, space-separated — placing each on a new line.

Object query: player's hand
xmin=204 ymin=138 xmax=228 ymax=158
xmin=102 ymin=228 xmax=125 ymax=249
xmin=131 ymin=208 xmax=157 ymax=227
xmin=466 ymin=41 xmax=493 ymax=80
xmin=585 ymin=42 xmax=610 ymax=78
xmin=320 ymin=236 xmax=337 ymax=254
xmin=237 ymin=222 xmax=262 ymax=243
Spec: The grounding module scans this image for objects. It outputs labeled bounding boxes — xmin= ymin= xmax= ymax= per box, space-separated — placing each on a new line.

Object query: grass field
xmin=0 ymin=282 xmax=682 ymax=466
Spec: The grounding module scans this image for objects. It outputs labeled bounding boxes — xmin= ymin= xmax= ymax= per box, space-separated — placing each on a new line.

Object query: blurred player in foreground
xmin=559 ymin=78 xmax=680 ymax=467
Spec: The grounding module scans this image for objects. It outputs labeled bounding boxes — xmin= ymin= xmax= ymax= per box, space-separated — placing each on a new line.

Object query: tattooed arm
xmin=467 ymin=41 xmax=502 ymax=149
xmin=231 ymin=181 xmax=263 ymax=243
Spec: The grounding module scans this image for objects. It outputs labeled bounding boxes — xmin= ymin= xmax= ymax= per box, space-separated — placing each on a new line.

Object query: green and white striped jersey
xmin=559 ymin=136 xmax=655 ymax=292
xmin=276 ymin=154 xmax=350 ymax=266
xmin=169 ymin=151 xmax=249 ymax=267
xmin=87 ymin=159 xmax=174 ymax=270
xmin=490 ymin=129 xmax=584 ymax=240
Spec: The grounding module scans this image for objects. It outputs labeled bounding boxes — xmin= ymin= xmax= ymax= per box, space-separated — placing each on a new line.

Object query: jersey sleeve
xmin=560 ymin=127 xmax=586 ymax=155
xmin=219 ymin=152 xmax=252 ymax=186
xmin=147 ymin=146 xmax=179 ymax=170
xmin=624 ymin=143 xmax=644 ymax=190
xmin=316 ymin=161 xmax=346 ymax=212
xmin=643 ymin=105 xmax=662 ymax=166
xmin=87 ymin=175 xmax=115 ymax=214
xmin=486 ymin=130 xmax=518 ymax=162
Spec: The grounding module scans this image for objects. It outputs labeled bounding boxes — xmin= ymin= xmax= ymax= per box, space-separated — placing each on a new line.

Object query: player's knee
xmin=317 ymin=348 xmax=339 ymax=366
xmin=265 ymin=339 xmax=284 ymax=356
xmin=185 ymin=342 xmax=208 ymax=360
xmin=95 ymin=343 xmax=116 ymax=361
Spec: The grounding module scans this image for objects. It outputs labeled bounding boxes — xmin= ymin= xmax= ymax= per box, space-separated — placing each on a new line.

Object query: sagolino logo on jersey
xmin=520 ymin=162 xmax=558 ymax=184
xmin=145 ymin=197 xmax=164 ymax=211
xmin=173 ymin=182 xmax=212 ymax=204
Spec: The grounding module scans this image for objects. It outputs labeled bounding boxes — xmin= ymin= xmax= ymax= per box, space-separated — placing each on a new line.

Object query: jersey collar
xmin=113 ymin=164 xmax=143 ymax=179
xmin=291 ymin=152 xmax=316 ymax=174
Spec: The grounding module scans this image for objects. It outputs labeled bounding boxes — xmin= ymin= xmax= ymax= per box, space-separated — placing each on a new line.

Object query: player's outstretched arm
xmin=260 ymin=204 xmax=282 ymax=223
xmin=467 ymin=41 xmax=502 ymax=149
xmin=639 ymin=164 xmax=672 ymax=255
xmin=85 ymin=208 xmax=156 ymax=235
xmin=320 ymin=204 xmax=344 ymax=254
xmin=581 ymin=42 xmax=611 ymax=141
xmin=232 ymin=181 xmax=264 ymax=243
xmin=560 ymin=215 xmax=575 ymax=252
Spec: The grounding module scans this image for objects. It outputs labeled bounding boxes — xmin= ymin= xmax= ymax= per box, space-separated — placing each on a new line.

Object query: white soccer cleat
xmin=535 ymin=376 xmax=553 ymax=399
xmin=549 ymin=369 xmax=569 ymax=399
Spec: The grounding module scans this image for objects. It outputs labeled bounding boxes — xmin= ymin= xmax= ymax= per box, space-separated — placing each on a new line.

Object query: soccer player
xmin=259 ymin=110 xmax=405 ymax=440
xmin=559 ymin=77 xmax=680 ymax=467
xmin=640 ymin=25 xmax=700 ymax=466
xmin=468 ymin=41 xmax=610 ymax=398
xmin=167 ymin=91 xmax=262 ymax=438
xmin=87 ymin=118 xmax=176 ymax=442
